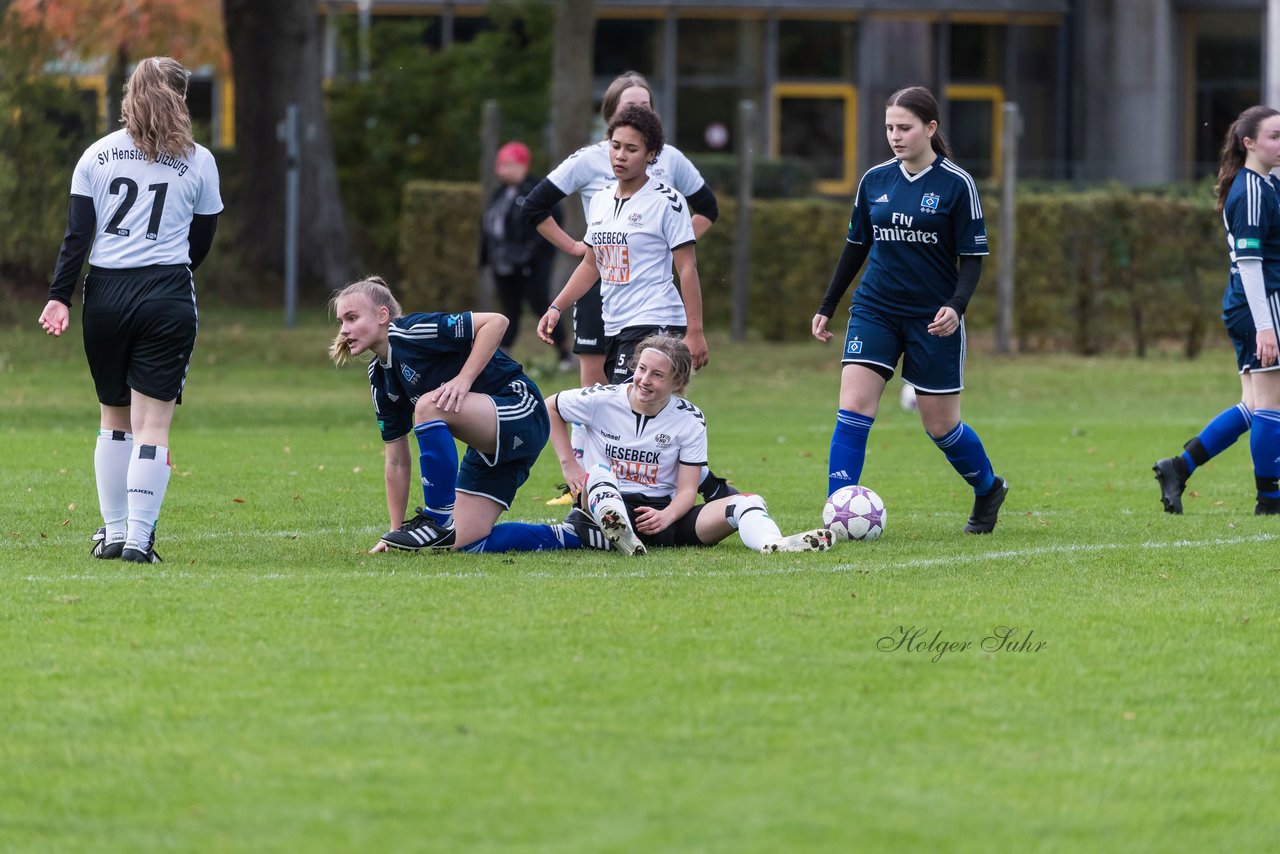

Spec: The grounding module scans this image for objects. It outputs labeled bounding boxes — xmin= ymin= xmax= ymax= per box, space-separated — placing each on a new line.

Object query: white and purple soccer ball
xmin=823 ymin=485 xmax=886 ymax=542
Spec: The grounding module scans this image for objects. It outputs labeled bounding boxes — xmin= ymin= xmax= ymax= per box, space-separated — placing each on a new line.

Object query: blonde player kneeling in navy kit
xmin=331 ymin=276 xmax=612 ymax=554
xmin=812 ymin=86 xmax=1007 ymax=535
xmin=548 ymin=334 xmax=832 ymax=555
xmin=38 ymin=57 xmax=222 ymax=563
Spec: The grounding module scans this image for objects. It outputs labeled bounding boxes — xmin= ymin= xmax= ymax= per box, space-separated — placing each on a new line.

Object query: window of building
xmin=772 ymin=84 xmax=857 ymax=194
xmin=1186 ymin=10 xmax=1261 ymax=178
xmin=946 ymin=85 xmax=1002 ymax=180
xmin=676 ymin=19 xmax=739 ymax=77
xmin=777 ymin=19 xmax=857 ymax=81
xmin=949 ymin=23 xmax=1004 ymax=84
xmin=595 ymin=19 xmax=660 ymax=77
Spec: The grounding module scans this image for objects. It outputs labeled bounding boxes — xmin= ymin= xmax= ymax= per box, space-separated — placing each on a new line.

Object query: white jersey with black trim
xmin=555 ymin=383 xmax=708 ymax=499
xmin=546 ymin=139 xmax=708 ymax=219
xmin=583 ymin=178 xmax=696 ymax=335
xmin=72 ymin=128 xmax=223 ymax=269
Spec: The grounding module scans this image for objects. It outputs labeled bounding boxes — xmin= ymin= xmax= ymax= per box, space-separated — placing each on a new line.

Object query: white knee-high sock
xmin=727 ymin=494 xmax=782 ymax=550
xmin=584 ymin=464 xmax=630 ymax=527
xmin=94 ymin=429 xmax=133 ymax=544
xmin=125 ymin=443 xmax=171 ymax=551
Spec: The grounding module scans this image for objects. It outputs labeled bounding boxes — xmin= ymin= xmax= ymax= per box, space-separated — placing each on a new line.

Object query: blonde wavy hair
xmin=328 ymin=275 xmax=404 ymax=365
xmin=121 ymin=57 xmax=195 ymax=162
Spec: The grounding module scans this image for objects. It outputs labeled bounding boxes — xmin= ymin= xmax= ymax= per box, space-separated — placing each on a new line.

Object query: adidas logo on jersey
xmin=873 ymin=194 xmax=890 ymax=203
xmin=512 ymin=435 xmax=524 ymax=449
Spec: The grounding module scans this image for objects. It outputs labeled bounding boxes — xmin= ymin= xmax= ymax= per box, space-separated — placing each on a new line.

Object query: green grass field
xmin=2 ymin=307 xmax=1277 ymax=852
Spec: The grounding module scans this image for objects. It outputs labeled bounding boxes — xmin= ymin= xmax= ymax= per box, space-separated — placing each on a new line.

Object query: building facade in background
xmin=62 ymin=0 xmax=1270 ymax=191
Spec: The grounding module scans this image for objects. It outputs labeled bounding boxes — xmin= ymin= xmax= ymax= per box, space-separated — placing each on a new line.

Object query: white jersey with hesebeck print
xmin=72 ymin=128 xmax=223 ymax=269
xmin=545 ymin=139 xmax=708 ymax=219
xmin=584 ymin=178 xmax=696 ymax=336
xmin=555 ymin=383 xmax=709 ymax=500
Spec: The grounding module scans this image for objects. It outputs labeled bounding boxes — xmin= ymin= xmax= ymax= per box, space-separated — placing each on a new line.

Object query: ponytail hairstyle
xmin=328 ymin=275 xmax=403 ymax=365
xmin=886 ymin=86 xmax=952 ymax=159
xmin=1215 ymin=105 xmax=1280 ymax=214
xmin=600 ymin=71 xmax=654 ymax=126
xmin=629 ymin=333 xmax=693 ymax=394
xmin=121 ymin=57 xmax=195 ymax=162
xmin=608 ymin=105 xmax=665 ymax=164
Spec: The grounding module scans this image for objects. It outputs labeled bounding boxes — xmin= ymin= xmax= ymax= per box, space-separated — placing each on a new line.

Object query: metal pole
xmin=477 ymin=99 xmax=501 ymax=312
xmin=732 ymin=100 xmax=755 ymax=342
xmin=1269 ymin=0 xmax=1280 ymax=108
xmin=996 ymin=102 xmax=1022 ymax=355
xmin=357 ymin=0 xmax=372 ymax=82
xmin=280 ymin=103 xmax=300 ymax=328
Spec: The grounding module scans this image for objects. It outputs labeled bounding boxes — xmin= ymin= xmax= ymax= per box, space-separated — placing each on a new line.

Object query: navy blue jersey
xmin=847 ymin=155 xmax=988 ymax=317
xmin=1221 ymin=167 xmax=1280 ymax=319
xmin=368 ymin=312 xmax=526 ymax=441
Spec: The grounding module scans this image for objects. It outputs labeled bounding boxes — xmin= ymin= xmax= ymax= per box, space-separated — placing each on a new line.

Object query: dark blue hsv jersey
xmin=368 ymin=312 xmax=526 ymax=441
xmin=847 ymin=155 xmax=988 ymax=317
xmin=1221 ymin=167 xmax=1280 ymax=319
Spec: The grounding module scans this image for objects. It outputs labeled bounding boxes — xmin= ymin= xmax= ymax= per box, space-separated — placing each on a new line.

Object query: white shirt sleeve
xmin=1238 ymin=258 xmax=1273 ymax=332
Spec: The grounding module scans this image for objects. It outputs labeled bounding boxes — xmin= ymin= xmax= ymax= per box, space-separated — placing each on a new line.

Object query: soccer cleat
xmin=1255 ymin=495 xmax=1280 ymax=516
xmin=563 ymin=507 xmax=612 ymax=550
xmin=545 ymin=483 xmax=575 ymax=507
xmin=1152 ymin=457 xmax=1188 ymax=514
xmin=120 ymin=530 xmax=162 ymax=564
xmin=964 ymin=476 xmax=1009 ymax=534
xmin=90 ymin=527 xmax=124 ymax=560
xmin=760 ymin=528 xmax=834 ymax=554
xmin=597 ymin=507 xmax=646 ymax=556
xmin=381 ymin=509 xmax=457 ymax=551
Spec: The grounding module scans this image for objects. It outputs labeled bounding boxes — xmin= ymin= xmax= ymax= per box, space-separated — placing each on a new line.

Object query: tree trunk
xmin=223 ymin=0 xmax=353 ymax=298
xmin=547 ymin=0 xmax=596 ymax=265
xmin=548 ymin=0 xmax=597 ymax=163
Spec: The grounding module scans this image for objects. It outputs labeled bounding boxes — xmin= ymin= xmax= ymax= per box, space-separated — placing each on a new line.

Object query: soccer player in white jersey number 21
xmin=38 ymin=57 xmax=222 ymax=564
xmin=812 ymin=85 xmax=1009 ymax=535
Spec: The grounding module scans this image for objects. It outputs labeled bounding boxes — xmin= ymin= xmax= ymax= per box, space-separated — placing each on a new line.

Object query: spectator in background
xmin=479 ymin=141 xmax=573 ymax=370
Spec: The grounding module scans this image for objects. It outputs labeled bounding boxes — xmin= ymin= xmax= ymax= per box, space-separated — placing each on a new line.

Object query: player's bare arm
xmin=431 ymin=313 xmax=508 ymax=412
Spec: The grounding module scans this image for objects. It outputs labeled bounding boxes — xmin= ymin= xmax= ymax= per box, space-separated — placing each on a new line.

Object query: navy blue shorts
xmin=841 ymin=301 xmax=965 ymax=393
xmin=457 ymin=377 xmax=550 ymax=509
xmin=1225 ymin=306 xmax=1280 ymax=374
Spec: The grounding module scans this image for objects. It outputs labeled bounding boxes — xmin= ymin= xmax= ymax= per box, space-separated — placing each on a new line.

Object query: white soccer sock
xmin=125 ymin=443 xmax=171 ymax=552
xmin=727 ymin=494 xmax=783 ymax=550
xmin=584 ymin=464 xmax=630 ymax=528
xmin=94 ymin=429 xmax=133 ymax=544
xmin=570 ymin=422 xmax=587 ymax=461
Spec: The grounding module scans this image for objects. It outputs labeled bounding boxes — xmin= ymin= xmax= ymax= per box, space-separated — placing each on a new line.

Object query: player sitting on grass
xmin=330 ymin=276 xmax=609 ymax=553
xmin=548 ymin=333 xmax=833 ymax=556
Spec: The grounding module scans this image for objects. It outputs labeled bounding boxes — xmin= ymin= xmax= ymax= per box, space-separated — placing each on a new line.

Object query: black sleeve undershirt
xmin=188 ymin=213 xmax=219 ymax=270
xmin=48 ymin=195 xmax=96 ymax=305
xmin=522 ymin=178 xmax=568 ymax=227
xmin=944 ymin=256 xmax=983 ymax=316
xmin=685 ymin=184 xmax=719 ymax=223
xmin=816 ymin=240 xmax=870 ymax=318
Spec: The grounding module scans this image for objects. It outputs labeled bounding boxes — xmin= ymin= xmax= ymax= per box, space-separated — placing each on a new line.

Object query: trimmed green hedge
xmin=400 ymin=181 xmax=1226 ymax=354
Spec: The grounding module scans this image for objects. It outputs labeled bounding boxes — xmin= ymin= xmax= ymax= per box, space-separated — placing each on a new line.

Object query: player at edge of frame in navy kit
xmin=547 ymin=333 xmax=832 ymax=555
xmin=811 ymin=85 xmax=1009 ymax=535
xmin=38 ymin=56 xmax=222 ymax=564
xmin=330 ymin=276 xmax=615 ymax=554
xmin=521 ymin=70 xmax=736 ymax=504
xmin=1152 ymin=104 xmax=1280 ymax=515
